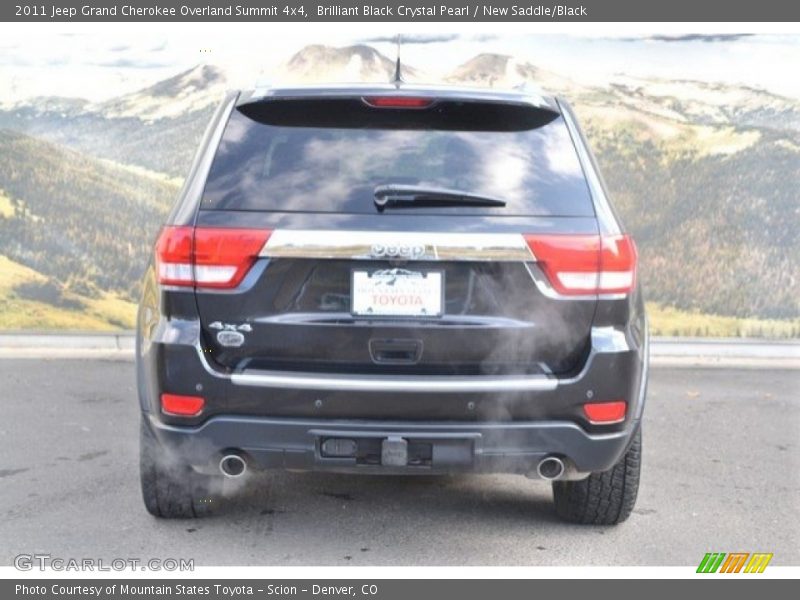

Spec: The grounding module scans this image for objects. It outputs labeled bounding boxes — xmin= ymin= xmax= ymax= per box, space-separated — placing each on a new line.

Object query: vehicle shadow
xmin=208 ymin=469 xmax=562 ymax=526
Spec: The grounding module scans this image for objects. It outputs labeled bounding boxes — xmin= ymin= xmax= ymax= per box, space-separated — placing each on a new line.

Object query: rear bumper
xmin=137 ymin=312 xmax=648 ymax=476
xmin=145 ymin=411 xmax=640 ymax=477
xmin=139 ymin=317 xmax=647 ymax=424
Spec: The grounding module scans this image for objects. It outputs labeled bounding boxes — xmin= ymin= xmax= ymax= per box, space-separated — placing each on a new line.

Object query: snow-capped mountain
xmin=93 ymin=64 xmax=228 ymax=121
xmin=277 ymin=44 xmax=420 ymax=83
xmin=445 ymin=53 xmax=580 ymax=95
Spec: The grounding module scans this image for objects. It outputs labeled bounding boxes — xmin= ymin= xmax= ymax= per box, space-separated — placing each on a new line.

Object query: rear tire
xmin=552 ymin=428 xmax=641 ymax=525
xmin=140 ymin=419 xmax=221 ymax=518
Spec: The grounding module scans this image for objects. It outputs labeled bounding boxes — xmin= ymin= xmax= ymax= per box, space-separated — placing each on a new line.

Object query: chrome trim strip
xmin=231 ymin=369 xmax=557 ymax=393
xmin=251 ymin=312 xmax=537 ymax=328
xmin=261 ymin=230 xmax=534 ymax=262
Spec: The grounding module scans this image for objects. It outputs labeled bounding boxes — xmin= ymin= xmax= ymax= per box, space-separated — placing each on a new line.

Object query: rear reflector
xmin=524 ymin=233 xmax=637 ymax=295
xmin=583 ymin=401 xmax=627 ymax=424
xmin=155 ymin=226 xmax=272 ymax=289
xmin=362 ymin=96 xmax=434 ymax=109
xmin=161 ymin=393 xmax=205 ymax=417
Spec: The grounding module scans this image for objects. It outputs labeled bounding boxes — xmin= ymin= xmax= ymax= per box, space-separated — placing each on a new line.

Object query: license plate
xmin=351 ymin=269 xmax=443 ymax=317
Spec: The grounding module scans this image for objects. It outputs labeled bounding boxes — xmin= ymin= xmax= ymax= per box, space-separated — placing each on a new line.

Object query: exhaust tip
xmin=219 ymin=454 xmax=247 ymax=478
xmin=536 ymin=456 xmax=565 ymax=481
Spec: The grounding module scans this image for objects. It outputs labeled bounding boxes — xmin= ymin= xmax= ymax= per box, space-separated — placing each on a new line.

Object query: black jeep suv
xmin=137 ymin=83 xmax=647 ymax=523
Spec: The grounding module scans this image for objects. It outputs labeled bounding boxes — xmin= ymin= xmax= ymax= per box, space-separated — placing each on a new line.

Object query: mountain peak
xmin=447 ymin=53 xmax=577 ymax=94
xmin=280 ymin=44 xmax=417 ymax=83
xmin=95 ymin=64 xmax=227 ymax=121
xmin=147 ymin=64 xmax=226 ymax=98
xmin=447 ymin=53 xmax=514 ymax=86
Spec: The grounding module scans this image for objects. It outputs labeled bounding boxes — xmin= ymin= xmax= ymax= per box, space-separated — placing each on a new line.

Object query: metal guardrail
xmin=0 ymin=332 xmax=798 ymax=359
xmin=649 ymin=337 xmax=800 ymax=358
xmin=0 ymin=331 xmax=135 ymax=350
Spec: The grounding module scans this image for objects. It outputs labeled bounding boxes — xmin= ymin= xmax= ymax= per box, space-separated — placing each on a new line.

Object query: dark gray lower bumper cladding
xmin=146 ymin=413 xmax=638 ymax=478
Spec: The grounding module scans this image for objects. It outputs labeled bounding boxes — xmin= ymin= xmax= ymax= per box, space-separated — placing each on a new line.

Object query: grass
xmin=0 ymin=255 xmax=137 ymax=331
xmin=647 ymin=302 xmax=800 ymax=339
xmin=0 ymin=189 xmax=15 ymax=218
xmin=98 ymin=158 xmax=184 ymax=188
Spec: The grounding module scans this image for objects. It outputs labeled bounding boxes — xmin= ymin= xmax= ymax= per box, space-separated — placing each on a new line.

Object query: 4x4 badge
xmin=208 ymin=321 xmax=252 ymax=332
xmin=208 ymin=322 xmax=251 ymax=347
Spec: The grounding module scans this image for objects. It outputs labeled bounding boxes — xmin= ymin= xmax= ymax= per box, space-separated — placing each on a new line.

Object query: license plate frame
xmin=351 ymin=268 xmax=444 ymax=318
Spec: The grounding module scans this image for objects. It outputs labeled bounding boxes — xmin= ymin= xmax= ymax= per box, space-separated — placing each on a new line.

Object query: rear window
xmin=201 ymin=98 xmax=594 ymax=216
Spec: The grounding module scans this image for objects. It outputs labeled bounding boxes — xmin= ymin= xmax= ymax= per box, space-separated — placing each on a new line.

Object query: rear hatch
xmin=187 ymin=94 xmax=606 ymax=376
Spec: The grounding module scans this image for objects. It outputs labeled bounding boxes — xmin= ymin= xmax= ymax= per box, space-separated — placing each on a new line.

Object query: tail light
xmin=155 ymin=226 xmax=272 ymax=289
xmin=362 ymin=96 xmax=434 ymax=109
xmin=524 ymin=233 xmax=637 ymax=295
xmin=161 ymin=393 xmax=205 ymax=417
xmin=154 ymin=226 xmax=194 ymax=286
xmin=583 ymin=401 xmax=627 ymax=424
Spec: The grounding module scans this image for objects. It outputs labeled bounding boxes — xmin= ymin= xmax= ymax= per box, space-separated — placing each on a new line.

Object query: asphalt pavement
xmin=0 ymin=358 xmax=797 ymax=566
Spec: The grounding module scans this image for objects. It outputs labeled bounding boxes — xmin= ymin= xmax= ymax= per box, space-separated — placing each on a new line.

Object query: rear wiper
xmin=374 ymin=185 xmax=507 ymax=210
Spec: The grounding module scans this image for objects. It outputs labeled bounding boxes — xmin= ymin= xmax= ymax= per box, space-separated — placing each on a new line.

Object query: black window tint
xmin=202 ymin=100 xmax=594 ymax=216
